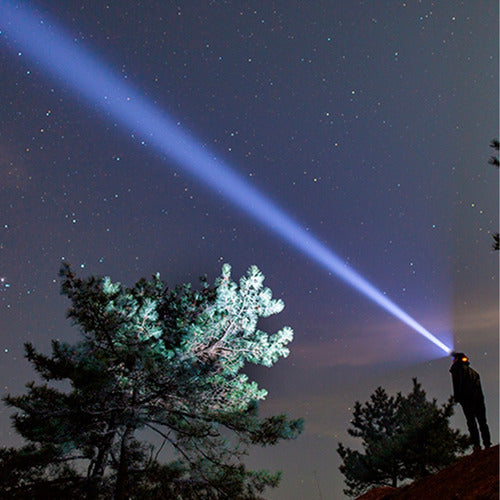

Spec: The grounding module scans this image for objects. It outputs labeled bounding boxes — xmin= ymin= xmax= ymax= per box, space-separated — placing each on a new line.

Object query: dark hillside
xmin=357 ymin=445 xmax=499 ymax=500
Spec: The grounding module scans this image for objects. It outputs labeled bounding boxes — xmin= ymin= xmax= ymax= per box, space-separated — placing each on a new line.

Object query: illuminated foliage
xmin=337 ymin=379 xmax=469 ymax=497
xmin=1 ymin=263 xmax=303 ymax=499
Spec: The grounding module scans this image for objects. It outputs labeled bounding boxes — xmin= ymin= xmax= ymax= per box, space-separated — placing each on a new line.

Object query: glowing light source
xmin=0 ymin=1 xmax=452 ymax=355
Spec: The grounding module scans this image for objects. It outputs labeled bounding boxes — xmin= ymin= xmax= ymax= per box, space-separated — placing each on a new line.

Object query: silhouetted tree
xmin=489 ymin=139 xmax=499 ymax=250
xmin=488 ymin=139 xmax=499 ymax=168
xmin=337 ymin=379 xmax=469 ymax=497
xmin=1 ymin=263 xmax=303 ymax=499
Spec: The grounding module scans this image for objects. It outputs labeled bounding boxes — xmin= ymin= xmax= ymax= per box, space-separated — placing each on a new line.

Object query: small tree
xmin=489 ymin=139 xmax=499 ymax=250
xmin=1 ymin=263 xmax=303 ymax=499
xmin=488 ymin=139 xmax=499 ymax=168
xmin=337 ymin=379 xmax=469 ymax=497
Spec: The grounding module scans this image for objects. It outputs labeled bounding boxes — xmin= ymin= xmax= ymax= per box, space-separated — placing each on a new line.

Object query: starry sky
xmin=0 ymin=1 xmax=498 ymax=498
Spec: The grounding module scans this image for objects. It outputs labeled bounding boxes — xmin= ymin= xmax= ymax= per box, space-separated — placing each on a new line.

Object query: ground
xmin=356 ymin=445 xmax=499 ymax=500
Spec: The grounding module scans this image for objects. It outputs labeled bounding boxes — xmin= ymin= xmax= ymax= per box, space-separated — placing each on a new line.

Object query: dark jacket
xmin=449 ymin=361 xmax=484 ymax=407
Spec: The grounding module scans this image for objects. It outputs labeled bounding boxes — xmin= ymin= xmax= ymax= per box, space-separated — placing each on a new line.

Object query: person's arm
xmin=475 ymin=371 xmax=485 ymax=400
xmin=452 ymin=368 xmax=463 ymax=403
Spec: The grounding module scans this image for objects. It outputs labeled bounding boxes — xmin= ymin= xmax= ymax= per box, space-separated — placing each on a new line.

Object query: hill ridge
xmin=357 ymin=444 xmax=499 ymax=500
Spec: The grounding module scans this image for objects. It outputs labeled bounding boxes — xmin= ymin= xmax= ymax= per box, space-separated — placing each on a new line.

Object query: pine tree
xmin=1 ymin=263 xmax=303 ymax=499
xmin=488 ymin=139 xmax=499 ymax=168
xmin=337 ymin=379 xmax=469 ymax=497
xmin=489 ymin=139 xmax=499 ymax=250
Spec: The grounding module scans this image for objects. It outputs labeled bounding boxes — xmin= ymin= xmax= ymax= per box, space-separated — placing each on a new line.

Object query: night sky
xmin=0 ymin=1 xmax=498 ymax=498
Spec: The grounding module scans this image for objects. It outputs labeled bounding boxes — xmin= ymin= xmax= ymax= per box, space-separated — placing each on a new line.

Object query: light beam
xmin=0 ymin=1 xmax=452 ymax=355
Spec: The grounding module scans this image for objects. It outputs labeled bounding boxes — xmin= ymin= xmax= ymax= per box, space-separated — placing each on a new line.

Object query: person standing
xmin=450 ymin=352 xmax=491 ymax=451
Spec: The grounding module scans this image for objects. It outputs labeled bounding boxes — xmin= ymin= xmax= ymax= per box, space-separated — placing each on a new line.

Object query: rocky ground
xmin=357 ymin=445 xmax=499 ymax=500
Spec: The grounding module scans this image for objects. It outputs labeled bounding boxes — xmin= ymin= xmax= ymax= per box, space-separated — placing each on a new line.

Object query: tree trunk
xmin=86 ymin=424 xmax=117 ymax=499
xmin=113 ymin=423 xmax=135 ymax=500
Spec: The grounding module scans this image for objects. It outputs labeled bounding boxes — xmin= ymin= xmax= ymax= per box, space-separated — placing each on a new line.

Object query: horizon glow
xmin=0 ymin=1 xmax=452 ymax=355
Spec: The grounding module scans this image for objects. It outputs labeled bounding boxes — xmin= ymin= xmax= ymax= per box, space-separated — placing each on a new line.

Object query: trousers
xmin=461 ymin=400 xmax=491 ymax=448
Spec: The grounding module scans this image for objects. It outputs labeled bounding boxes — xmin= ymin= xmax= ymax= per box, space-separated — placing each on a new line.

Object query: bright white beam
xmin=0 ymin=1 xmax=452 ymax=355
